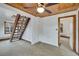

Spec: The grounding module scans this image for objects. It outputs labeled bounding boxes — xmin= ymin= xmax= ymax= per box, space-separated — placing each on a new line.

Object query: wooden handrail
xmin=10 ymin=14 xmax=21 ymax=42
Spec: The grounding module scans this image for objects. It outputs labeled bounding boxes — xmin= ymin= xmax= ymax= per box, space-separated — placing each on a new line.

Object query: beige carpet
xmin=0 ymin=39 xmax=77 ymax=56
xmin=60 ymin=37 xmax=71 ymax=49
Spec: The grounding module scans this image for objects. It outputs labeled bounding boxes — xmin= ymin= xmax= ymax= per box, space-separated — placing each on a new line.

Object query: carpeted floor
xmin=0 ymin=39 xmax=78 ymax=56
xmin=60 ymin=37 xmax=71 ymax=50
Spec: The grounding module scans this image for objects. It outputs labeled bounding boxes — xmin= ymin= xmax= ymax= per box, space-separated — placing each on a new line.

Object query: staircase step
xmin=10 ymin=14 xmax=30 ymax=42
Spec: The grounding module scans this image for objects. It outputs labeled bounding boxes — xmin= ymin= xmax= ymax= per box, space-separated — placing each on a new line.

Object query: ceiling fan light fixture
xmin=37 ymin=7 xmax=45 ymax=13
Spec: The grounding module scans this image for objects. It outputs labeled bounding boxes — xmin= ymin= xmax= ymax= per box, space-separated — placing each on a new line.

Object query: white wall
xmin=40 ymin=17 xmax=58 ymax=46
xmin=31 ymin=18 xmax=41 ymax=44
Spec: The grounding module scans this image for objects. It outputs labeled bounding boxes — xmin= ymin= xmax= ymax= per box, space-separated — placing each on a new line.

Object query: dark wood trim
xmin=10 ymin=14 xmax=21 ymax=42
xmin=58 ymin=15 xmax=76 ymax=52
xmin=58 ymin=17 xmax=60 ymax=46
xmin=73 ymin=15 xmax=76 ymax=51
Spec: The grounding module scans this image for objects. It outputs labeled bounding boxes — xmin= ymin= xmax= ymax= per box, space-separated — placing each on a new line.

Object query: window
xmin=4 ymin=21 xmax=13 ymax=34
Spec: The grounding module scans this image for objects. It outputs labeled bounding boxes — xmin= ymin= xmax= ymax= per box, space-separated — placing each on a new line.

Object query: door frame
xmin=58 ymin=15 xmax=76 ymax=52
xmin=78 ymin=11 xmax=79 ymax=54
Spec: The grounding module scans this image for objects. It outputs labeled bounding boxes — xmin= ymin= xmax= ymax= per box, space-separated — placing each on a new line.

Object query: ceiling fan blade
xmin=46 ymin=3 xmax=58 ymax=7
xmin=45 ymin=8 xmax=52 ymax=13
xmin=24 ymin=7 xmax=34 ymax=9
xmin=40 ymin=3 xmax=44 ymax=5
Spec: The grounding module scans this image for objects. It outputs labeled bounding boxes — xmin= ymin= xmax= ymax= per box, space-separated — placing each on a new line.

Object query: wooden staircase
xmin=10 ymin=14 xmax=30 ymax=42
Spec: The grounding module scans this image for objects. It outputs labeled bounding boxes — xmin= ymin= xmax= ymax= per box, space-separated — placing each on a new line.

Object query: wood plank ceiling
xmin=6 ymin=3 xmax=79 ymax=17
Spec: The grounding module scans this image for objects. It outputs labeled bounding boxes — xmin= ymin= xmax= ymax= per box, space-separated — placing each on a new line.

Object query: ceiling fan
xmin=23 ymin=3 xmax=58 ymax=14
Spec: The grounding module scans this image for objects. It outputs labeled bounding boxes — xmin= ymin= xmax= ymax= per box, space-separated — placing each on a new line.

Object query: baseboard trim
xmin=0 ymin=38 xmax=10 ymax=41
xmin=21 ymin=39 xmax=31 ymax=44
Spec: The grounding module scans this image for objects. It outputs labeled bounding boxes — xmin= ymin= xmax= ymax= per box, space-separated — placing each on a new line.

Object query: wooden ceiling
xmin=6 ymin=3 xmax=79 ymax=17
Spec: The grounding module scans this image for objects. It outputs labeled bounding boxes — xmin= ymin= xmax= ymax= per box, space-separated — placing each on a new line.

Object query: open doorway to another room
xmin=58 ymin=15 xmax=76 ymax=52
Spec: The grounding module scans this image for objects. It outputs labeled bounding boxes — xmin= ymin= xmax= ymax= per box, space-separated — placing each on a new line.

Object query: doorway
xmin=58 ymin=15 xmax=76 ymax=52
